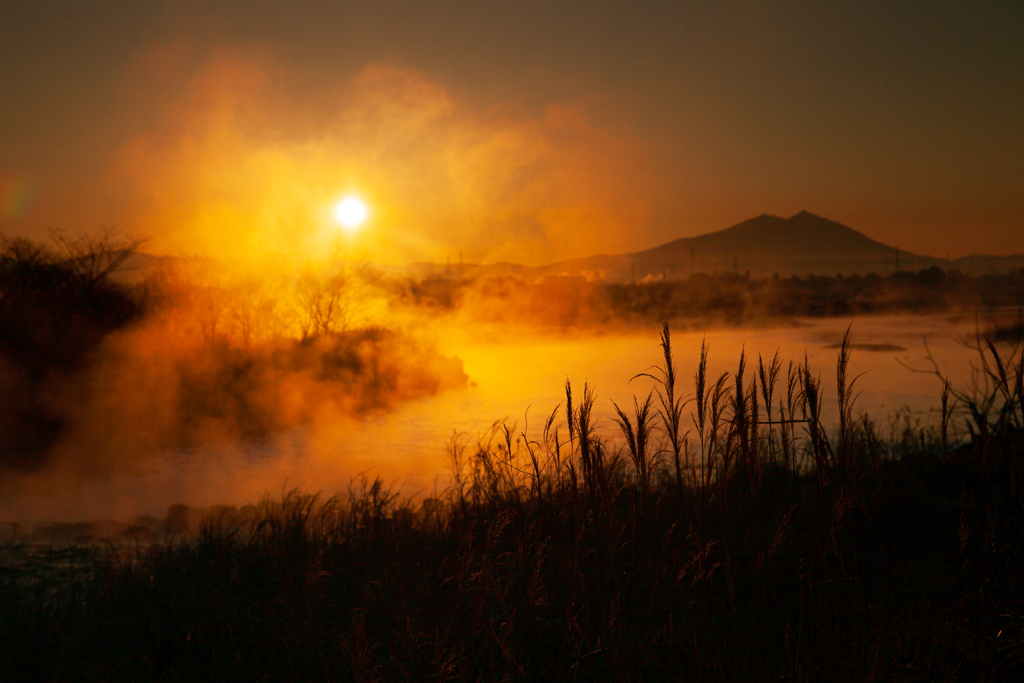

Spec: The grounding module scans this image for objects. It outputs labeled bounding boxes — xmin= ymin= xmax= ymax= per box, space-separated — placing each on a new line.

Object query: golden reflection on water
xmin=0 ymin=315 xmax=999 ymax=522
xmin=297 ymin=315 xmax=992 ymax=493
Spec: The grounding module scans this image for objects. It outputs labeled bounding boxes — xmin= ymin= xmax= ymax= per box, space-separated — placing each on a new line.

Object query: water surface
xmin=1 ymin=314 xmax=999 ymax=522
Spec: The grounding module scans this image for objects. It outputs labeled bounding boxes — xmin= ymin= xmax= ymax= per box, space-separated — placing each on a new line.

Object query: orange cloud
xmin=111 ymin=54 xmax=665 ymax=267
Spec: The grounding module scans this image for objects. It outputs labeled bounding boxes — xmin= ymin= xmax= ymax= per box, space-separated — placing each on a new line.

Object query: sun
xmin=334 ymin=197 xmax=367 ymax=230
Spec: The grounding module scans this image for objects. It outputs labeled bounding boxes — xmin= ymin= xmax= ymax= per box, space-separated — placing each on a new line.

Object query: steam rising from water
xmin=110 ymin=56 xmax=664 ymax=267
xmin=0 ymin=312 xmax=985 ymax=525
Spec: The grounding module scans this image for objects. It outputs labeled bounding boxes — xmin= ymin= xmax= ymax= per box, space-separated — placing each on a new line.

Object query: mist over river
xmin=0 ymin=314 xmax=1002 ymax=523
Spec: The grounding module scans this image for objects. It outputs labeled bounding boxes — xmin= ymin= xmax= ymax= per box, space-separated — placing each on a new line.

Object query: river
xmin=0 ymin=313 xmax=1006 ymax=523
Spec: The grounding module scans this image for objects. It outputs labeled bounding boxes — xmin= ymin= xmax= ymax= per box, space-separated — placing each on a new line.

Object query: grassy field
xmin=2 ymin=325 xmax=1023 ymax=681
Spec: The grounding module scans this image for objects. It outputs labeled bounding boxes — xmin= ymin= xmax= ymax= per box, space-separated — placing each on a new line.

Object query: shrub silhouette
xmin=0 ymin=233 xmax=145 ymax=468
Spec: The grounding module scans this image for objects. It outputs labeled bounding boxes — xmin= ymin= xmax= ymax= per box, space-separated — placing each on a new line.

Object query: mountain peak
xmin=532 ymin=211 xmax=1017 ymax=281
xmin=623 ymin=210 xmax=915 ymax=277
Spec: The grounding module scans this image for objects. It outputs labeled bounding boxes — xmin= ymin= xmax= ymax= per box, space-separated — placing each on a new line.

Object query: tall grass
xmin=3 ymin=326 xmax=1024 ymax=681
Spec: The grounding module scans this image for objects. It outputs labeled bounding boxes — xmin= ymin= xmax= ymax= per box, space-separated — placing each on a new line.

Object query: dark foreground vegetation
xmin=2 ymin=326 xmax=1023 ymax=681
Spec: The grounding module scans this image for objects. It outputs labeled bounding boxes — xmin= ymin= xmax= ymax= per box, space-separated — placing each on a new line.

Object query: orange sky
xmin=104 ymin=56 xmax=663 ymax=266
xmin=1 ymin=1 xmax=1022 ymax=263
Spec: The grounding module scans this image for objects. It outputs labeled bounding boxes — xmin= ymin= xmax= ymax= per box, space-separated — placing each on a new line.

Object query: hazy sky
xmin=1 ymin=1 xmax=1021 ymax=264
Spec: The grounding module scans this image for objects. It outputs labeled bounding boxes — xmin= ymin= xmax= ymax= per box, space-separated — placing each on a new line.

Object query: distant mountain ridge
xmin=117 ymin=212 xmax=1024 ymax=282
xmin=438 ymin=212 xmax=1023 ymax=282
xmin=539 ymin=212 xmax=926 ymax=281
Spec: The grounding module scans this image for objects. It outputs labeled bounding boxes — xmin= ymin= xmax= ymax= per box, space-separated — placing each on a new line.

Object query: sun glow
xmin=334 ymin=197 xmax=367 ymax=230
